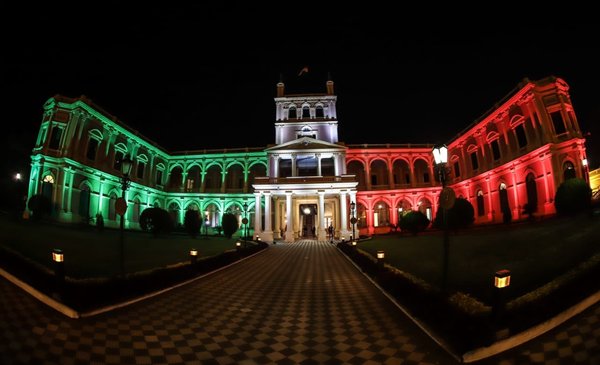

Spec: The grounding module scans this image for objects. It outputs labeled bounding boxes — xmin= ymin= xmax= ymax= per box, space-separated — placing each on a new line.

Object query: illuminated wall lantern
xmin=190 ymin=249 xmax=198 ymax=264
xmin=582 ymin=158 xmax=588 ymax=166
xmin=494 ymin=269 xmax=511 ymax=288
xmin=52 ymin=248 xmax=64 ymax=263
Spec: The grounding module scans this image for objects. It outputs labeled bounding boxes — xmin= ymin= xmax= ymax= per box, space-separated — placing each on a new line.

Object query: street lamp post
xmin=118 ymin=155 xmax=133 ymax=278
xmin=432 ymin=144 xmax=454 ymax=292
xmin=350 ymin=201 xmax=357 ymax=242
xmin=242 ymin=202 xmax=249 ymax=247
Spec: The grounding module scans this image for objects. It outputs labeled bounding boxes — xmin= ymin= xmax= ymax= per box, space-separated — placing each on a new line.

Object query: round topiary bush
xmin=433 ymin=197 xmax=475 ymax=231
xmin=554 ymin=178 xmax=592 ymax=216
xmin=221 ymin=212 xmax=239 ymax=239
xmin=140 ymin=207 xmax=174 ymax=236
xmin=399 ymin=210 xmax=430 ymax=235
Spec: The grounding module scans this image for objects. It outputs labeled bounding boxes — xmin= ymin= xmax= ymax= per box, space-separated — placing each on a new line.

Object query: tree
xmin=184 ymin=209 xmax=201 ymax=238
xmin=398 ymin=210 xmax=430 ymax=235
xmin=433 ymin=197 xmax=475 ymax=231
xmin=554 ymin=177 xmax=592 ymax=216
xmin=27 ymin=194 xmax=51 ymax=221
xmin=221 ymin=212 xmax=239 ymax=239
xmin=140 ymin=207 xmax=173 ymax=236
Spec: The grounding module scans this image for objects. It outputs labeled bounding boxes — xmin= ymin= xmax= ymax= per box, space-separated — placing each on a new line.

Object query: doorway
xmin=300 ymin=204 xmax=317 ymax=238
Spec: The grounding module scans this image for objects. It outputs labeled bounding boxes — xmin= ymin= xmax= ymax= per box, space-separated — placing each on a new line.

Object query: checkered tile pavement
xmin=0 ymin=240 xmax=454 ymax=364
xmin=0 ymin=240 xmax=598 ymax=364
xmin=475 ymin=301 xmax=600 ymax=364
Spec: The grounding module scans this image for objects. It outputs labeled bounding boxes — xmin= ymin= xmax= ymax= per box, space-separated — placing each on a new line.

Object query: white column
xmin=333 ymin=153 xmax=340 ymax=176
xmin=316 ymin=153 xmax=322 ymax=176
xmin=273 ymin=155 xmax=279 ymax=178
xmin=254 ymin=192 xmax=261 ymax=236
xmin=263 ymin=192 xmax=273 ymax=242
xmin=340 ymin=191 xmax=349 ymax=239
xmin=318 ymin=191 xmax=326 ymax=240
xmin=286 ymin=192 xmax=293 ymax=242
xmin=291 ymin=154 xmax=297 ymax=177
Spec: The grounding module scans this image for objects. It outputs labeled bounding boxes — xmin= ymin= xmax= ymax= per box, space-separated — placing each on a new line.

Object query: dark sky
xmin=2 ymin=3 xmax=600 ymax=173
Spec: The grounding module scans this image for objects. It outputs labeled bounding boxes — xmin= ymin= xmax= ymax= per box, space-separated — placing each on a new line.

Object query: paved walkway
xmin=1 ymin=240 xmax=454 ymax=364
xmin=1 ymin=240 xmax=599 ymax=364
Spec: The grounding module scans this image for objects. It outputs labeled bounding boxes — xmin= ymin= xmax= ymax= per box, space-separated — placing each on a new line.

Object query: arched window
xmin=132 ymin=198 xmax=141 ymax=223
xmin=315 ymin=105 xmax=324 ymax=118
xmin=168 ymin=202 xmax=180 ymax=226
xmin=357 ymin=203 xmax=367 ymax=229
xmin=526 ymin=173 xmax=538 ymax=212
xmin=302 ymin=106 xmax=310 ymax=118
xmin=499 ymin=182 xmax=511 ymax=222
xmin=86 ymin=138 xmax=99 ymax=161
xmin=108 ymin=192 xmax=117 ymax=220
xmin=373 ymin=202 xmax=389 ymax=227
xmin=78 ymin=185 xmax=91 ymax=219
xmin=563 ymin=161 xmax=576 ymax=180
xmin=477 ymin=190 xmax=485 ymax=217
xmin=288 ymin=106 xmax=297 ymax=119
xmin=418 ymin=198 xmax=432 ymax=221
xmin=42 ymin=175 xmax=54 ymax=201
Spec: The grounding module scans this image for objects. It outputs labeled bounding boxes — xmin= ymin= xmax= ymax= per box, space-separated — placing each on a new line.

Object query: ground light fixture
xmin=493 ymin=269 xmax=511 ymax=321
xmin=494 ymin=269 xmax=511 ymax=288
xmin=190 ymin=249 xmax=198 ymax=264
xmin=52 ymin=248 xmax=65 ymax=297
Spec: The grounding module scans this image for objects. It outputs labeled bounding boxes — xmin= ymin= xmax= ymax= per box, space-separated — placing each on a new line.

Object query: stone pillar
xmin=339 ymin=191 xmax=350 ymax=239
xmin=316 ymin=153 xmax=322 ymax=176
xmin=291 ymin=154 xmax=297 ymax=177
xmin=274 ymin=197 xmax=281 ymax=239
xmin=286 ymin=192 xmax=294 ymax=242
xmin=318 ymin=191 xmax=326 ymax=240
xmin=254 ymin=192 xmax=262 ymax=236
xmin=263 ymin=192 xmax=273 ymax=242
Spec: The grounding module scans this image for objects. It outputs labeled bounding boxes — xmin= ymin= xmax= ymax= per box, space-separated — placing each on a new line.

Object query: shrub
xmin=398 ymin=210 xmax=430 ymax=235
xmin=184 ymin=209 xmax=201 ymax=238
xmin=433 ymin=197 xmax=475 ymax=231
xmin=554 ymin=177 xmax=592 ymax=216
xmin=139 ymin=207 xmax=173 ymax=236
xmin=27 ymin=194 xmax=51 ymax=221
xmin=221 ymin=213 xmax=239 ymax=238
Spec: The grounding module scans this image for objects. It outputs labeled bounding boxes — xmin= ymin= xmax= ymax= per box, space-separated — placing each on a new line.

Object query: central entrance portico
xmin=253 ymin=176 xmax=357 ymax=242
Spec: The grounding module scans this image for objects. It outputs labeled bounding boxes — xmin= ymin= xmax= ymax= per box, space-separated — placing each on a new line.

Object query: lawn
xmin=0 ymin=215 xmax=242 ymax=279
xmin=358 ymin=214 xmax=600 ymax=304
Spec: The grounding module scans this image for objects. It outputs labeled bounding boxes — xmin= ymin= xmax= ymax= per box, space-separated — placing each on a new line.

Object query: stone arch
xmin=392 ymin=158 xmax=410 ymax=186
xmin=372 ymin=199 xmax=390 ymax=227
xmin=204 ymin=164 xmax=222 ymax=192
xmin=413 ymin=158 xmax=430 ymax=185
xmin=563 ymin=160 xmax=576 ymax=180
xmin=369 ymin=159 xmax=389 ymax=188
xmin=168 ymin=166 xmax=183 ymax=190
xmin=347 ymin=160 xmax=367 ymax=190
xmin=186 ymin=165 xmax=201 ymax=192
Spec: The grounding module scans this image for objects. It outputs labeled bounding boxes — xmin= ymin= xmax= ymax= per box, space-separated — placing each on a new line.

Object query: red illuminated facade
xmin=348 ymin=77 xmax=588 ymax=235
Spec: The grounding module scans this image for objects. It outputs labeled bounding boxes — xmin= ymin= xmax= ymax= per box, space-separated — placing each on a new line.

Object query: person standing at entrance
xmin=327 ymin=225 xmax=334 ymax=241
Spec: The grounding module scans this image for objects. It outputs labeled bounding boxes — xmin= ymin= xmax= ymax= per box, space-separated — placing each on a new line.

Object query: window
xmin=477 ymin=190 xmax=485 ymax=216
xmin=156 ymin=170 xmax=163 ymax=185
xmin=137 ymin=162 xmax=145 ymax=179
xmin=563 ymin=161 xmax=576 ymax=180
xmin=423 ymin=172 xmax=429 ymax=183
xmin=86 ymin=139 xmax=99 ymax=161
xmin=185 ymin=178 xmax=194 ymax=192
xmin=454 ymin=162 xmax=461 ymax=177
xmin=515 ymin=124 xmax=527 ymax=148
xmin=302 ymin=106 xmax=310 ymax=118
xmin=491 ymin=140 xmax=501 ymax=161
xmin=470 ymin=152 xmax=479 ymax=170
xmin=49 ymin=126 xmax=63 ymax=149
xmin=114 ymin=151 xmax=124 ymax=170
xmin=288 ymin=106 xmax=297 ymax=119
xmin=371 ymin=175 xmax=378 ymax=186
xmin=550 ymin=111 xmax=566 ymax=134
xmin=315 ymin=106 xmax=324 ymax=118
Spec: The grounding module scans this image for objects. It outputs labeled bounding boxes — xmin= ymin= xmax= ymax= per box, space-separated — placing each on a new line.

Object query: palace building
xmin=27 ymin=76 xmax=588 ymax=241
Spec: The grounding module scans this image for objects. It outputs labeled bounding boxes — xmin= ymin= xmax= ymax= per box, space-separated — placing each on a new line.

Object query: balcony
xmin=254 ymin=175 xmax=357 ymax=185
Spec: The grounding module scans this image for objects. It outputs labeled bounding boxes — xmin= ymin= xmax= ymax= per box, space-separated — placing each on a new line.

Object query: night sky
xmin=2 ymin=3 xmax=600 ymax=175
